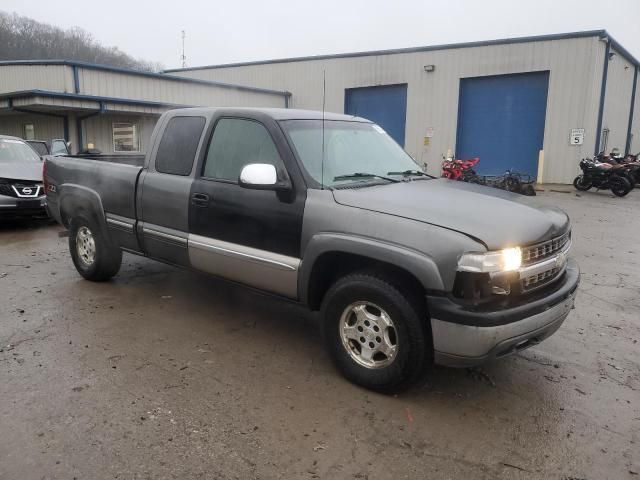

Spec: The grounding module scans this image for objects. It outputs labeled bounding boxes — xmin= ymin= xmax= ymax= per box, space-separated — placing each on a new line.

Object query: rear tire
xmin=609 ymin=175 xmax=632 ymax=197
xmin=69 ymin=215 xmax=122 ymax=281
xmin=321 ymin=272 xmax=430 ymax=393
xmin=573 ymin=175 xmax=592 ymax=191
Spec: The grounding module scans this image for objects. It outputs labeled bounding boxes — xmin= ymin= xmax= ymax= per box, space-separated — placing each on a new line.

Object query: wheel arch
xmin=58 ymin=184 xmax=108 ymax=233
xmin=300 ymin=233 xmax=444 ymax=312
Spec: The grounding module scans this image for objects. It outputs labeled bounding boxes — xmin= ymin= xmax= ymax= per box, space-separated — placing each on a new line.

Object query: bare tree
xmin=0 ymin=11 xmax=163 ymax=71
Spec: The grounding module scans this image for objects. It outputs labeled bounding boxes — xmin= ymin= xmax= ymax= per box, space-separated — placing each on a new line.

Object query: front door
xmin=189 ymin=115 xmax=306 ymax=298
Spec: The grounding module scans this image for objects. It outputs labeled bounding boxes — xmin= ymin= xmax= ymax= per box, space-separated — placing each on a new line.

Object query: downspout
xmin=284 ymin=91 xmax=292 ymax=108
xmin=625 ymin=65 xmax=638 ymax=155
xmin=594 ymin=38 xmax=611 ymax=154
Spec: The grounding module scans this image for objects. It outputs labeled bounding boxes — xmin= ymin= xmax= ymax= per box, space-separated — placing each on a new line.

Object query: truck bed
xmin=45 ymin=154 xmax=144 ymax=223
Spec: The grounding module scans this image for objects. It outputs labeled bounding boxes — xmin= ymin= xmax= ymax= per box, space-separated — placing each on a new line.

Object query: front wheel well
xmin=306 ymin=252 xmax=427 ymax=313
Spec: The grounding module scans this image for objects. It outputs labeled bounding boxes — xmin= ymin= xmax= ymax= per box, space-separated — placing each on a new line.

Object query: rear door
xmin=188 ymin=114 xmax=306 ymax=298
xmin=139 ymin=114 xmax=206 ymax=266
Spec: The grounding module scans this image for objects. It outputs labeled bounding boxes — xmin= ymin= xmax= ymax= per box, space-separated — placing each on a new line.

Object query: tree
xmin=0 ymin=11 xmax=163 ymax=71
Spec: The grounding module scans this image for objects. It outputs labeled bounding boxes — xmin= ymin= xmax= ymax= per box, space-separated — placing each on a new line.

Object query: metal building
xmin=0 ymin=60 xmax=289 ymax=154
xmin=166 ymin=30 xmax=640 ymax=184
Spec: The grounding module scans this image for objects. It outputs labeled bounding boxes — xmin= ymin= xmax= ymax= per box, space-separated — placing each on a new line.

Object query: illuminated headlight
xmin=458 ymin=247 xmax=522 ymax=273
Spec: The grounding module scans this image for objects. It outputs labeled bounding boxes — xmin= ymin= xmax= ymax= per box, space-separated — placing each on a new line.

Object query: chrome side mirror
xmin=239 ymin=163 xmax=291 ymax=191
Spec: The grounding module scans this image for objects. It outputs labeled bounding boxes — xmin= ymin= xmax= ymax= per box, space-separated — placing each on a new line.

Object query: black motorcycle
xmin=573 ymin=158 xmax=632 ymax=197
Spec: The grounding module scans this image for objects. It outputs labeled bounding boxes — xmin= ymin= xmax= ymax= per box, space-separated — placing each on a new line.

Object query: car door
xmin=188 ymin=115 xmax=307 ymax=298
xmin=139 ymin=114 xmax=207 ymax=266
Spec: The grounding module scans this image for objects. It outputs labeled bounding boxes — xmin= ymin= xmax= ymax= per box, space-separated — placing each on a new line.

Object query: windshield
xmin=0 ymin=138 xmax=42 ymax=163
xmin=27 ymin=141 xmax=48 ymax=156
xmin=281 ymin=120 xmax=421 ymax=187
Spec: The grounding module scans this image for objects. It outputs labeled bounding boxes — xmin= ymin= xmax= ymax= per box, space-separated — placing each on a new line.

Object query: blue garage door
xmin=456 ymin=72 xmax=549 ymax=176
xmin=345 ymin=84 xmax=408 ymax=146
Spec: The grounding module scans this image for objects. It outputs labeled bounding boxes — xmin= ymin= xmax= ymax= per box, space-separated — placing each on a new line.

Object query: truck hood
xmin=332 ymin=178 xmax=569 ymax=250
xmin=1 ymin=160 xmax=43 ymax=182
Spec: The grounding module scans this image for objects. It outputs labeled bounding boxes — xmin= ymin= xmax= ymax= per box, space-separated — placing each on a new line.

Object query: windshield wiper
xmin=333 ymin=172 xmax=400 ymax=183
xmin=387 ymin=169 xmax=431 ymax=177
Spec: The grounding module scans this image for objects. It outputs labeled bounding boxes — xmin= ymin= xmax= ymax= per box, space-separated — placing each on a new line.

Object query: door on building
xmin=456 ymin=71 xmax=549 ymax=177
xmin=344 ymin=84 xmax=408 ymax=146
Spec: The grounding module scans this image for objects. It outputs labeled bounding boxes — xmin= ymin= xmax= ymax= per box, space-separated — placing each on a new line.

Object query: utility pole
xmin=181 ymin=30 xmax=187 ymax=68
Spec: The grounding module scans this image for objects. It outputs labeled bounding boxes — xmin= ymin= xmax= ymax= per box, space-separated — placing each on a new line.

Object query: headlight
xmin=458 ymin=247 xmax=522 ymax=273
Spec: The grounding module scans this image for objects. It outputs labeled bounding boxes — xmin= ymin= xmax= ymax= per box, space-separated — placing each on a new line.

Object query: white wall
xmin=172 ymin=36 xmax=608 ymax=183
xmin=0 ymin=114 xmax=65 ymax=141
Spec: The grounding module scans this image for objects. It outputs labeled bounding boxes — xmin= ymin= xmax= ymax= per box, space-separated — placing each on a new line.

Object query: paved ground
xmin=0 ymin=188 xmax=638 ymax=480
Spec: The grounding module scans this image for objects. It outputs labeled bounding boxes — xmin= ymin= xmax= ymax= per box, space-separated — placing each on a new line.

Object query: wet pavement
xmin=0 ymin=189 xmax=638 ymax=479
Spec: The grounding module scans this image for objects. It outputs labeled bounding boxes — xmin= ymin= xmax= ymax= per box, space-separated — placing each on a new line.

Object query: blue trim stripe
xmin=595 ymin=40 xmax=611 ymax=154
xmin=626 ymin=66 xmax=638 ymax=154
xmin=0 ymin=89 xmax=195 ymax=109
xmin=164 ymin=29 xmax=639 ymax=73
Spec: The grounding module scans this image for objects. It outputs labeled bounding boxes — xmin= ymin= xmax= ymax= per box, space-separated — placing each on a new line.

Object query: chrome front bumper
xmin=431 ymin=260 xmax=579 ymax=367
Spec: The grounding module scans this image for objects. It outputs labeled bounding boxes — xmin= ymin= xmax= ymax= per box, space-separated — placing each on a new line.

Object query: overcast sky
xmin=3 ymin=0 xmax=640 ymax=70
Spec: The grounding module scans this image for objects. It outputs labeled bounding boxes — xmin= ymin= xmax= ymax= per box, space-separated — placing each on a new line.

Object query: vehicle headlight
xmin=457 ymin=247 xmax=522 ymax=273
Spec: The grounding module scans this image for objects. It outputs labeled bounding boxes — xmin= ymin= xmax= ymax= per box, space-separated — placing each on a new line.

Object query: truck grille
xmin=520 ymin=231 xmax=571 ymax=293
xmin=522 ymin=230 xmax=571 ymax=265
xmin=522 ymin=266 xmax=561 ymax=291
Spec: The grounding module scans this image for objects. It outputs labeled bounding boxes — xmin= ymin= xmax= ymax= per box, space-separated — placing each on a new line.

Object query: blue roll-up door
xmin=456 ymin=72 xmax=549 ymax=176
xmin=345 ymin=84 xmax=408 ymax=146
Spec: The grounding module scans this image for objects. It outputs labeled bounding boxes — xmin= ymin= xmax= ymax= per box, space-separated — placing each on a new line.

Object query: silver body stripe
xmin=106 ymin=217 xmax=134 ymax=231
xmin=143 ymin=227 xmax=188 ymax=245
xmin=188 ymin=234 xmax=300 ymax=298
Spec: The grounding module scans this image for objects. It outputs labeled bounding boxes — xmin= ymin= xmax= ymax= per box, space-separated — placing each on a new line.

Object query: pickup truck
xmin=45 ymin=107 xmax=579 ymax=392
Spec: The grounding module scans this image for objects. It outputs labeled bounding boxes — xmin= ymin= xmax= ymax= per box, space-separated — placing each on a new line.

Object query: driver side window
xmin=203 ymin=118 xmax=284 ymax=181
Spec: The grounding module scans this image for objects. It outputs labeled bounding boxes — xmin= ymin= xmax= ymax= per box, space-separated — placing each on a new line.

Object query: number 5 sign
xmin=570 ymin=128 xmax=584 ymax=145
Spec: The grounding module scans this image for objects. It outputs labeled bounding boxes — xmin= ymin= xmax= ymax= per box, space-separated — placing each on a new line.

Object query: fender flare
xmin=58 ymin=184 xmax=108 ymax=234
xmin=298 ymin=233 xmax=445 ymax=304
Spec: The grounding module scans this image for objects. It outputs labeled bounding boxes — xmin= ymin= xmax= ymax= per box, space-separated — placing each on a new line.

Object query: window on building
xmin=203 ymin=118 xmax=284 ymax=181
xmin=155 ymin=116 xmax=206 ymax=176
xmin=23 ymin=124 xmax=35 ymax=140
xmin=112 ymin=122 xmax=141 ymax=152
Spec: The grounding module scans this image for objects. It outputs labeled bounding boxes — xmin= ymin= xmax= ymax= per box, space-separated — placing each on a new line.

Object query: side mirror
xmin=239 ymin=163 xmax=291 ymax=191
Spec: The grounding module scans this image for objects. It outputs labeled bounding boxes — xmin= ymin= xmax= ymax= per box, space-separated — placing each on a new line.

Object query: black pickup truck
xmin=45 ymin=107 xmax=579 ymax=392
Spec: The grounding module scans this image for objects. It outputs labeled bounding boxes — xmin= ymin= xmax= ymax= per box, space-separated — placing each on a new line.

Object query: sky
xmin=3 ymin=0 xmax=640 ymax=70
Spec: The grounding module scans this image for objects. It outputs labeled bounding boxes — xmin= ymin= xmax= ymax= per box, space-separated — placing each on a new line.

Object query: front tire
xmin=321 ymin=272 xmax=430 ymax=393
xmin=69 ymin=215 xmax=122 ymax=281
xmin=573 ymin=175 xmax=592 ymax=191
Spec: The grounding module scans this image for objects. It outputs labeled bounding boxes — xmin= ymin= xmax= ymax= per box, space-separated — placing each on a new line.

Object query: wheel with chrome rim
xmin=76 ymin=226 xmax=96 ymax=266
xmin=340 ymin=301 xmax=398 ymax=369
xmin=322 ymin=272 xmax=430 ymax=393
xmin=69 ymin=215 xmax=122 ymax=281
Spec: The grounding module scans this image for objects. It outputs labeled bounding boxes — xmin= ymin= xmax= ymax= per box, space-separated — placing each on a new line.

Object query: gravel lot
xmin=0 ymin=188 xmax=638 ymax=480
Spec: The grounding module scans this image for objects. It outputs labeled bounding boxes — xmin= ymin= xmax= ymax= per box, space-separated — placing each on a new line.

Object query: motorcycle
xmin=441 ymin=157 xmax=479 ymax=181
xmin=573 ymin=158 xmax=632 ymax=197
xmin=594 ymin=151 xmax=639 ymax=188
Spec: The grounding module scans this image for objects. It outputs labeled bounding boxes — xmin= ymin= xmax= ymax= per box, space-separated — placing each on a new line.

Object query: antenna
xmin=321 ymin=69 xmax=326 ymax=190
xmin=180 ymin=30 xmax=187 ymax=68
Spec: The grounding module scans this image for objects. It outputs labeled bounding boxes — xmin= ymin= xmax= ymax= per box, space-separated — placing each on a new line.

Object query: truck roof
xmin=166 ymin=107 xmax=371 ymax=122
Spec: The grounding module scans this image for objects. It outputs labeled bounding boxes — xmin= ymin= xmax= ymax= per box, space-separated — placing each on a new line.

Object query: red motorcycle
xmin=441 ymin=157 xmax=480 ymax=180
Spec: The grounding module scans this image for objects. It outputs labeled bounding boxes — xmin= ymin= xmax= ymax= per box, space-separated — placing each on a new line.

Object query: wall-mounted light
xmin=609 ymin=52 xmax=616 ymax=60
xmin=423 ymin=64 xmax=435 ymax=72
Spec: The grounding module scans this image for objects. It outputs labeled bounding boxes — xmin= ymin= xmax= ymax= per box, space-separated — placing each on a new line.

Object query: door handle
xmin=191 ymin=192 xmax=210 ymax=207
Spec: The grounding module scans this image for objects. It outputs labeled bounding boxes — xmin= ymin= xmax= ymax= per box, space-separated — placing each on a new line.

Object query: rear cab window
xmin=155 ymin=116 xmax=206 ymax=176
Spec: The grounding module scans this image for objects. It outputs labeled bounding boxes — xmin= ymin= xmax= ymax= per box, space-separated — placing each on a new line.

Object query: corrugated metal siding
xmin=601 ymin=49 xmax=636 ymax=153
xmin=173 ymin=37 xmax=606 ymax=183
xmin=77 ymin=69 xmax=284 ymax=108
xmin=0 ymin=114 xmax=64 ymax=140
xmin=0 ymin=65 xmax=72 ymax=94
